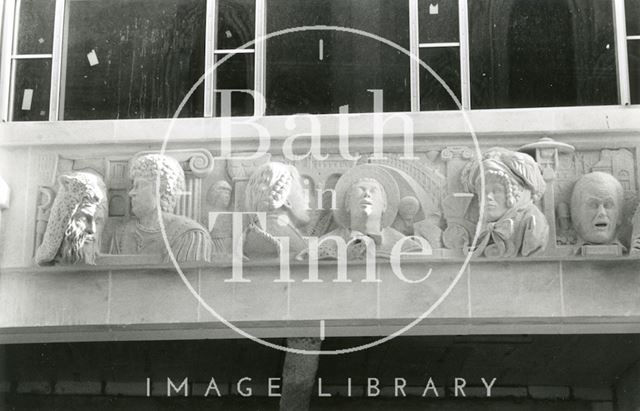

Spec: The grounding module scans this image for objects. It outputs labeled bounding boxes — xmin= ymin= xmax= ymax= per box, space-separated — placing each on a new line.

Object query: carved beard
xmin=58 ymin=218 xmax=89 ymax=264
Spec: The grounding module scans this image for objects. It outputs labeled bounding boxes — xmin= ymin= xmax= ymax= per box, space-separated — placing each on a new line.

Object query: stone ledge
xmin=0 ymin=260 xmax=638 ymax=343
xmin=1 ymin=106 xmax=639 ymax=147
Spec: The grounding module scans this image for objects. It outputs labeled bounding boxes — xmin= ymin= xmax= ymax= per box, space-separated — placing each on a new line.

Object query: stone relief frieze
xmin=29 ymin=139 xmax=640 ymax=266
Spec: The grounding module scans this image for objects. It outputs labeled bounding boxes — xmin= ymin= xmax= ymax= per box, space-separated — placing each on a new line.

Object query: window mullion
xmin=458 ymin=0 xmax=470 ymax=110
xmin=613 ymin=0 xmax=631 ymax=105
xmin=254 ymin=0 xmax=266 ymax=116
xmin=1 ymin=0 xmax=17 ymax=121
xmin=409 ymin=0 xmax=419 ymax=112
xmin=49 ymin=0 xmax=65 ymax=121
xmin=204 ymin=0 xmax=218 ymax=117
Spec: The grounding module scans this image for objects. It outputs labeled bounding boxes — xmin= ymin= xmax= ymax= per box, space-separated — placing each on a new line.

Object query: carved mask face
xmin=210 ymin=186 xmax=231 ymax=209
xmin=129 ymin=177 xmax=158 ymax=218
xmin=574 ymin=185 xmax=620 ymax=244
xmin=398 ymin=199 xmax=419 ymax=220
xmin=483 ymin=174 xmax=509 ymax=222
xmin=347 ymin=179 xmax=386 ymax=222
xmin=217 ymin=187 xmax=232 ymax=208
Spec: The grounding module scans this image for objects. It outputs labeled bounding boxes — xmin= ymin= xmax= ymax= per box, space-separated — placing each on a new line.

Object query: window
xmin=417 ymin=0 xmax=462 ymax=110
xmin=7 ymin=0 xmax=56 ymax=121
xmin=265 ymin=0 xmax=410 ymax=115
xmin=211 ymin=0 xmax=258 ymax=117
xmin=63 ymin=0 xmax=205 ymax=120
xmin=469 ymin=0 xmax=618 ymax=109
xmin=0 ymin=0 xmax=638 ymax=122
xmin=627 ymin=0 xmax=640 ymax=103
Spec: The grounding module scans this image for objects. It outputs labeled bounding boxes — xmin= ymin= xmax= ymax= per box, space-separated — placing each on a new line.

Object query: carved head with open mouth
xmin=570 ymin=172 xmax=623 ymax=244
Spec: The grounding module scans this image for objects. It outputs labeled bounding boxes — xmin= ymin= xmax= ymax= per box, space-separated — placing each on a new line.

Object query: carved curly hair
xmin=244 ymin=162 xmax=300 ymax=212
xmin=129 ymin=154 xmax=185 ymax=212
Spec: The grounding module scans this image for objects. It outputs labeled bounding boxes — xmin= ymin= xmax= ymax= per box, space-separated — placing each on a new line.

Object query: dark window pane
xmin=469 ymin=0 xmax=617 ymax=108
xmin=630 ymin=41 xmax=640 ymax=104
xmin=420 ymin=47 xmax=460 ymax=110
xmin=216 ymin=0 xmax=255 ymax=50
xmin=16 ymin=0 xmax=56 ymax=54
xmin=266 ymin=0 xmax=410 ymax=115
xmin=418 ymin=0 xmax=458 ymax=43
xmin=214 ymin=53 xmax=255 ymax=116
xmin=12 ymin=59 xmax=51 ymax=121
xmin=63 ymin=0 xmax=206 ymax=120
xmin=626 ymin=0 xmax=640 ymax=36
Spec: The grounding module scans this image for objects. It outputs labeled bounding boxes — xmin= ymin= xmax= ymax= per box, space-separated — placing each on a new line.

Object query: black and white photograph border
xmin=1 ymin=0 xmax=640 ymax=410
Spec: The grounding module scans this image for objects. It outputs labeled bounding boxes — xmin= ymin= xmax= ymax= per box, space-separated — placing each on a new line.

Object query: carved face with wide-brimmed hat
xmin=333 ymin=164 xmax=400 ymax=230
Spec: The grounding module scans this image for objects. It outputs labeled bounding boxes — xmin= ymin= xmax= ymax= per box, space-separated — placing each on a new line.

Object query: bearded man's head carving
xmin=35 ymin=171 xmax=108 ymax=265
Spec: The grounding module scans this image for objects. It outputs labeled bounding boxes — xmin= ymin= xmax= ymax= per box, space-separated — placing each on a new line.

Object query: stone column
xmin=616 ymin=360 xmax=640 ymax=411
xmin=280 ymin=337 xmax=322 ymax=411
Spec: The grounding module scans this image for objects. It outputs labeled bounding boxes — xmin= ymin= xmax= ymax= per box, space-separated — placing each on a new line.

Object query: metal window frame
xmin=409 ymin=0 xmax=419 ymax=112
xmin=613 ymin=0 xmax=631 ymax=105
xmin=1 ymin=0 xmax=636 ymax=123
xmin=458 ymin=0 xmax=470 ymax=109
xmin=418 ymin=42 xmax=460 ymax=48
xmin=411 ymin=0 xmax=470 ymax=111
xmin=253 ymin=0 xmax=266 ymax=116
xmin=205 ymin=0 xmax=264 ymax=117
xmin=204 ymin=0 xmax=218 ymax=117
xmin=1 ymin=0 xmax=18 ymax=121
xmin=49 ymin=0 xmax=65 ymax=120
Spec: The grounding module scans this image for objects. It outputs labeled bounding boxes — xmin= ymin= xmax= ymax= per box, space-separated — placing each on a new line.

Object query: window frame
xmin=0 ymin=0 xmax=637 ymax=122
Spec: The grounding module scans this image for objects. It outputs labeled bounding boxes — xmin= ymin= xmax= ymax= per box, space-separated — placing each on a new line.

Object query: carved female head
xmin=129 ymin=154 xmax=185 ymax=215
xmin=463 ymin=148 xmax=546 ymax=222
xmin=570 ymin=172 xmax=623 ymax=244
xmin=244 ymin=162 xmax=303 ymax=212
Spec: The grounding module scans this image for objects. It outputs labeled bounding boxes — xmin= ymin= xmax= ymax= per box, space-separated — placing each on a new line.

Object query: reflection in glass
xmin=630 ymin=41 xmax=640 ymax=104
xmin=214 ymin=53 xmax=255 ymax=116
xmin=469 ymin=0 xmax=617 ymax=108
xmin=12 ymin=59 xmax=51 ymax=121
xmin=16 ymin=0 xmax=56 ymax=54
xmin=418 ymin=0 xmax=459 ymax=44
xmin=63 ymin=0 xmax=205 ymax=120
xmin=420 ymin=47 xmax=460 ymax=111
xmin=216 ymin=0 xmax=255 ymax=50
xmin=266 ymin=0 xmax=410 ymax=115
xmin=626 ymin=0 xmax=640 ymax=36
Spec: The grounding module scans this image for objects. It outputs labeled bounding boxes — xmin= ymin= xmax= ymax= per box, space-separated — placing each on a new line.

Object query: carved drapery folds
xmin=30 ymin=139 xmax=640 ymax=265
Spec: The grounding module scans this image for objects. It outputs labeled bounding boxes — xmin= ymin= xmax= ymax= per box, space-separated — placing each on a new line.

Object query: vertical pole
xmin=1 ymin=0 xmax=17 ymax=121
xmin=49 ymin=0 xmax=66 ymax=120
xmin=613 ymin=0 xmax=631 ymax=105
xmin=204 ymin=0 xmax=218 ymax=117
xmin=409 ymin=0 xmax=420 ymax=112
xmin=254 ymin=0 xmax=267 ymax=116
xmin=458 ymin=0 xmax=471 ymax=109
